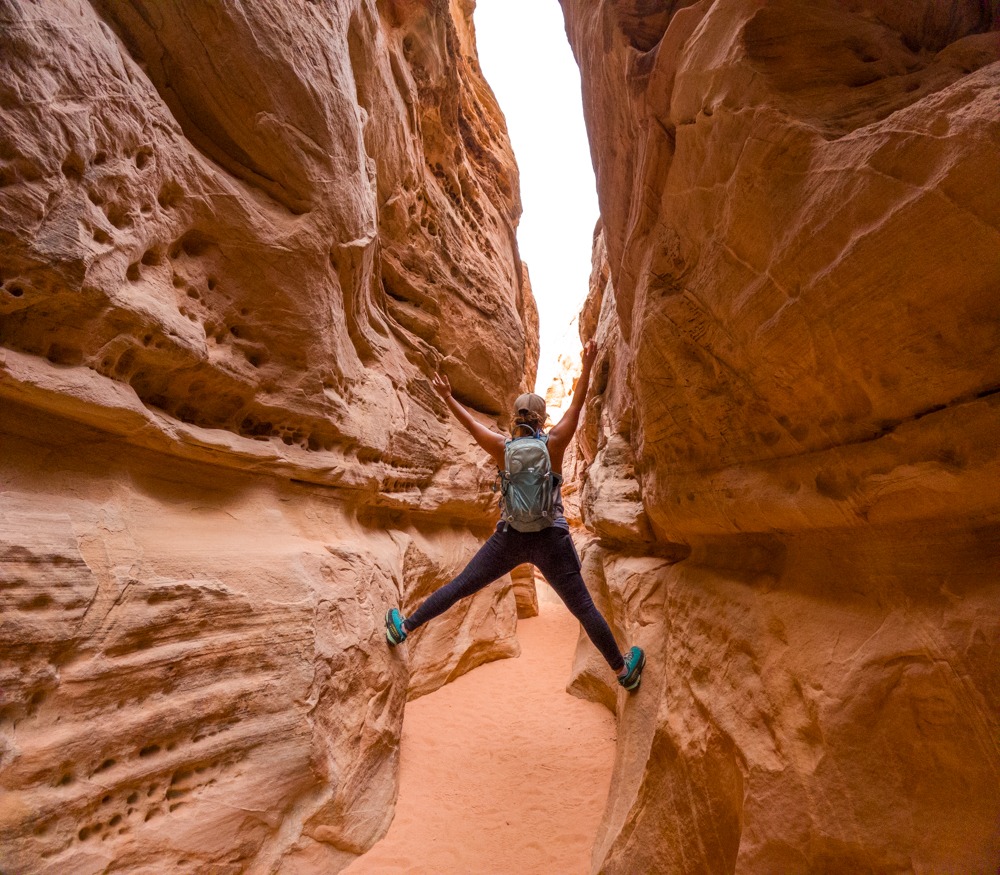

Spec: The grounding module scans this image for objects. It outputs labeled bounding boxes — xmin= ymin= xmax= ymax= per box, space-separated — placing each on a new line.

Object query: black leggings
xmin=404 ymin=525 xmax=625 ymax=672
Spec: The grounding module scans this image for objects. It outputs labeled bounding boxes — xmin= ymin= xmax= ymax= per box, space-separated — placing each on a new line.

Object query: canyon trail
xmin=345 ymin=594 xmax=616 ymax=875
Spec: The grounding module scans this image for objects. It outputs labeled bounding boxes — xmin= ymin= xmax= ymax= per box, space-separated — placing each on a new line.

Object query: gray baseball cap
xmin=513 ymin=392 xmax=546 ymax=418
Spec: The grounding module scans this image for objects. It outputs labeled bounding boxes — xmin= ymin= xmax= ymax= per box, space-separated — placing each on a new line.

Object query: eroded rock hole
xmin=157 ymin=181 xmax=182 ymax=209
xmin=61 ymin=154 xmax=85 ymax=181
xmin=46 ymin=344 xmax=82 ymax=366
xmin=106 ymin=204 xmax=130 ymax=229
xmin=178 ymin=230 xmax=213 ymax=257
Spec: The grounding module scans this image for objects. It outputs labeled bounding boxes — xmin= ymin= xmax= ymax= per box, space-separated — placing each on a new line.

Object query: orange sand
xmin=344 ymin=593 xmax=617 ymax=874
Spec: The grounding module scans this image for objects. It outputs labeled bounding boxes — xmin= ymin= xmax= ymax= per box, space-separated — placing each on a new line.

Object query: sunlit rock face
xmin=0 ymin=0 xmax=533 ymax=870
xmin=560 ymin=1 xmax=1000 ymax=872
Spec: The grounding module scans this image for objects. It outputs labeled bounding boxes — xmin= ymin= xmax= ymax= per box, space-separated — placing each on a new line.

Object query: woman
xmin=385 ymin=340 xmax=645 ymax=692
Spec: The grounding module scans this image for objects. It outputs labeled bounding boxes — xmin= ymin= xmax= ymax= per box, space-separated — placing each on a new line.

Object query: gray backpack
xmin=499 ymin=434 xmax=556 ymax=532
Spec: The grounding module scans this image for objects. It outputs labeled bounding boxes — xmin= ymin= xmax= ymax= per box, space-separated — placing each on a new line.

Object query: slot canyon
xmin=1 ymin=0 xmax=999 ymax=873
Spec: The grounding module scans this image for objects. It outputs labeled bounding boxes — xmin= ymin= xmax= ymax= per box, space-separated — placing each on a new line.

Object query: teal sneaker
xmin=385 ymin=608 xmax=408 ymax=646
xmin=618 ymin=646 xmax=645 ymax=691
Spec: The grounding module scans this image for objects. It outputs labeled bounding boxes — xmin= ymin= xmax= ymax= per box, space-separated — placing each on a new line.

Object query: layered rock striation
xmin=559 ymin=1 xmax=1000 ymax=872
xmin=0 ymin=0 xmax=532 ymax=871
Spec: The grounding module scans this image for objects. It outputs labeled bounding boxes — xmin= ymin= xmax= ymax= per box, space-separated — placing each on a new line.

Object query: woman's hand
xmin=581 ymin=339 xmax=597 ymax=369
xmin=432 ymin=371 xmax=452 ymax=398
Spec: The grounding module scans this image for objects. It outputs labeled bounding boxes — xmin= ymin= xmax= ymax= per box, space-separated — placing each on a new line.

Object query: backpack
xmin=498 ymin=433 xmax=557 ymax=532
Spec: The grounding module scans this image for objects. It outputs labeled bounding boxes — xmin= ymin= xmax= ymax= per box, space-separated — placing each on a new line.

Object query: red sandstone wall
xmin=0 ymin=1 xmax=533 ymax=870
xmin=559 ymin=1 xmax=1000 ymax=872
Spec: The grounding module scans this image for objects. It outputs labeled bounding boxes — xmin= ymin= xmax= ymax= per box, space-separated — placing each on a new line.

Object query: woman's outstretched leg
xmin=386 ymin=528 xmax=525 ymax=644
xmin=531 ymin=529 xmax=626 ymax=672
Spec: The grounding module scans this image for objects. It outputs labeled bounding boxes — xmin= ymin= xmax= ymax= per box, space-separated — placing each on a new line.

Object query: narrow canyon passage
xmin=343 ymin=593 xmax=617 ymax=875
xmin=3 ymin=0 xmax=999 ymax=871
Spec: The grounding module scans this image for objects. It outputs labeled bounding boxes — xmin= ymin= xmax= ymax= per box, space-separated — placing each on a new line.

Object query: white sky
xmin=472 ymin=0 xmax=599 ymax=395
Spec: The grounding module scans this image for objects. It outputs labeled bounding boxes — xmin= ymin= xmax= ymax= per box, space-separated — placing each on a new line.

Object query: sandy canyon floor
xmin=343 ymin=591 xmax=617 ymax=874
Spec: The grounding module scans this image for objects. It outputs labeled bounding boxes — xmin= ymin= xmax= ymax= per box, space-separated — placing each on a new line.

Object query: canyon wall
xmin=559 ymin=1 xmax=1000 ymax=872
xmin=0 ymin=0 xmax=533 ymax=871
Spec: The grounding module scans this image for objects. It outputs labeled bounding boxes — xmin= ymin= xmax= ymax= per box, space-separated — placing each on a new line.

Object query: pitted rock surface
xmin=0 ymin=1 xmax=533 ymax=871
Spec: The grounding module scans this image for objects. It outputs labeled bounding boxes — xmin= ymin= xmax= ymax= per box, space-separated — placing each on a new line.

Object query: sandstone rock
xmin=582 ymin=432 xmax=655 ymax=546
xmin=0 ymin=0 xmax=533 ymax=870
xmin=560 ymin=1 xmax=1000 ymax=871
xmin=510 ymin=564 xmax=540 ymax=619
xmin=517 ymin=260 xmax=541 ymax=396
xmin=564 ymin=540 xmax=620 ymax=714
xmin=542 ymin=324 xmax=586 ymax=527
xmin=0 ymin=414 xmax=406 ymax=874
